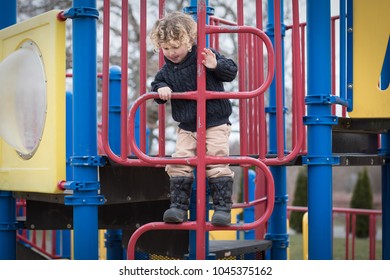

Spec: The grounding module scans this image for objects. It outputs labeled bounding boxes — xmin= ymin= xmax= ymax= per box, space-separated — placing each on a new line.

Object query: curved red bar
xmin=127 ymin=156 xmax=275 ymax=260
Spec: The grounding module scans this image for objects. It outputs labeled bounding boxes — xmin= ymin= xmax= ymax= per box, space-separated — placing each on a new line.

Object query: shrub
xmin=350 ymin=168 xmax=373 ymax=238
xmin=290 ymin=167 xmax=308 ymax=233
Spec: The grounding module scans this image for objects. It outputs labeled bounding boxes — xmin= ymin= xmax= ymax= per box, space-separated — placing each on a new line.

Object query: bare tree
xmin=16 ymin=1 xmax=284 ymax=155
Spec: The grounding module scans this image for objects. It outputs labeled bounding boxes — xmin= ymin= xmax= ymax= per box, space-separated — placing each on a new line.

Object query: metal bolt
xmin=30 ymin=224 xmax=35 ymax=229
xmin=345 ymin=159 xmax=349 ymax=165
xmin=347 ymin=27 xmax=353 ymax=32
xmin=348 ymin=84 xmax=353 ymax=89
xmin=67 ymin=224 xmax=72 ymax=229
xmin=126 ymin=196 xmax=131 ymax=201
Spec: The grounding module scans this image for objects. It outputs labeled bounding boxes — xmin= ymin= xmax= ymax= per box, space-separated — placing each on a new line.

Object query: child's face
xmin=160 ymin=41 xmax=190 ymax=64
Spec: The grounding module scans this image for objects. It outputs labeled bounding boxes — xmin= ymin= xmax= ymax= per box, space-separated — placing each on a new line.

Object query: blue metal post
xmin=183 ymin=0 xmax=214 ymax=26
xmin=381 ymin=41 xmax=390 ymax=260
xmin=0 ymin=192 xmax=17 ymax=259
xmin=105 ymin=66 xmax=123 ymax=260
xmin=66 ymin=91 xmax=74 ymax=181
xmin=382 ymin=133 xmax=390 ymax=260
xmin=339 ymin=0 xmax=346 ymax=101
xmin=243 ymin=169 xmax=256 ymax=240
xmin=108 ymin=66 xmax=122 ymax=156
xmin=63 ymin=91 xmax=74 ymax=260
xmin=265 ymin=0 xmax=288 ymax=260
xmin=104 ymin=229 xmax=123 ymax=260
xmin=63 ymin=0 xmax=104 ymax=260
xmin=346 ymin=0 xmax=353 ymax=112
xmin=0 ymin=0 xmax=16 ymax=29
xmin=54 ymin=229 xmax=70 ymax=258
xmin=0 ymin=0 xmax=17 ymax=260
xmin=304 ymin=0 xmax=336 ymax=260
xmin=60 ymin=229 xmax=71 ymax=259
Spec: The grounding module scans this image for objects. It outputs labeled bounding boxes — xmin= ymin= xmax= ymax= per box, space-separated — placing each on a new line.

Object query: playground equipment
xmin=0 ymin=0 xmax=389 ymax=260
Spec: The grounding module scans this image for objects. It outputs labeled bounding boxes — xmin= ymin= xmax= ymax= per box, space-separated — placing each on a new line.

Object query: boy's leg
xmin=209 ymin=176 xmax=233 ymax=226
xmin=205 ymin=124 xmax=234 ymax=178
xmin=164 ymin=128 xmax=196 ymax=223
xmin=166 ymin=128 xmax=196 ymax=178
xmin=205 ymin=124 xmax=234 ymax=226
xmin=163 ymin=176 xmax=193 ymax=223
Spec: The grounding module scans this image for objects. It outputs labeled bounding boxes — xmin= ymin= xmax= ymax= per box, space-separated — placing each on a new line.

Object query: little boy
xmin=149 ymin=11 xmax=238 ymax=226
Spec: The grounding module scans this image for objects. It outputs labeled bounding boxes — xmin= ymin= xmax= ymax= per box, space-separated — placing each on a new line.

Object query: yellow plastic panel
xmin=209 ymin=209 xmax=241 ymax=240
xmin=0 ymin=10 xmax=66 ymax=193
xmin=351 ymin=0 xmax=390 ymax=118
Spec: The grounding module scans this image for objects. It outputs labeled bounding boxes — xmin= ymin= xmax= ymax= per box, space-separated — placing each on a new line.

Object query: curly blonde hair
xmin=149 ymin=11 xmax=197 ymax=51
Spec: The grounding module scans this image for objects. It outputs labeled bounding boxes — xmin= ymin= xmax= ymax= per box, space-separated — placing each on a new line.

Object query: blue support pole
xmin=55 ymin=229 xmax=70 ymax=258
xmin=66 ymin=91 xmax=74 ymax=181
xmin=0 ymin=192 xmax=17 ymax=259
xmin=382 ymin=133 xmax=390 ymax=260
xmin=64 ymin=91 xmax=74 ymax=260
xmin=264 ymin=0 xmax=288 ymax=260
xmin=108 ymin=66 xmax=122 ymax=156
xmin=183 ymin=1 xmax=199 ymax=260
xmin=339 ymin=0 xmax=346 ymax=102
xmin=381 ymin=41 xmax=390 ymax=260
xmin=105 ymin=66 xmax=124 ymax=260
xmin=0 ymin=0 xmax=16 ymax=29
xmin=61 ymin=229 xmax=71 ymax=259
xmin=0 ymin=0 xmax=17 ymax=260
xmin=346 ymin=0 xmax=353 ymax=112
xmin=104 ymin=229 xmax=123 ymax=260
xmin=243 ymin=169 xmax=256 ymax=240
xmin=304 ymin=0 xmax=336 ymax=260
xmin=63 ymin=0 xmax=104 ymax=260
xmin=183 ymin=0 xmax=214 ymax=49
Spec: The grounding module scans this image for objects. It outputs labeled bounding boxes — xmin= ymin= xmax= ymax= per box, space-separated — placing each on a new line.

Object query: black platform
xmin=332 ymin=117 xmax=390 ymax=166
xmin=209 ymin=240 xmax=272 ymax=259
xmin=15 ymin=165 xmax=189 ymax=259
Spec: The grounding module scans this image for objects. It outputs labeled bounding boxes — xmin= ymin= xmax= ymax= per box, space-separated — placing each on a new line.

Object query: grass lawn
xmin=288 ymin=233 xmax=382 ymax=260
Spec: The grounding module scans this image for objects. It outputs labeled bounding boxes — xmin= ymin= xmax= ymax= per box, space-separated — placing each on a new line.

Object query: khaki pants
xmin=166 ymin=124 xmax=234 ymax=179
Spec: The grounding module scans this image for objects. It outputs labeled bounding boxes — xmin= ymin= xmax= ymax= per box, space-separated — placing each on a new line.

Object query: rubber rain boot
xmin=163 ymin=176 xmax=193 ymax=223
xmin=209 ymin=176 xmax=233 ymax=226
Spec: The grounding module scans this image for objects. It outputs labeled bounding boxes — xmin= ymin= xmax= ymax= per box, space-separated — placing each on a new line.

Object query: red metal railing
xmin=125 ymin=3 xmax=277 ymax=260
xmin=16 ymin=199 xmax=63 ymax=259
xmin=286 ymin=15 xmax=347 ymax=119
xmin=16 ymin=1 xmax=377 ymax=261
xmin=98 ymin=0 xmax=305 ymax=260
xmin=16 ymin=203 xmax=382 ymax=260
xmin=288 ymin=206 xmax=382 ymax=260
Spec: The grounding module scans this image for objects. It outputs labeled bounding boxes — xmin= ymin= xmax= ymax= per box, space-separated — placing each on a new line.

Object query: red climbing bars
xmin=100 ymin=0 xmax=305 ymax=260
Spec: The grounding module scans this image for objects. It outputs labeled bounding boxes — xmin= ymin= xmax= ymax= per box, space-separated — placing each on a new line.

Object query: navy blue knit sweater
xmin=151 ymin=45 xmax=238 ymax=132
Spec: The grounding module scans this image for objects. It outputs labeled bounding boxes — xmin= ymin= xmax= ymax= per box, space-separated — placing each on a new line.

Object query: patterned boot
xmin=209 ymin=176 xmax=233 ymax=226
xmin=163 ymin=176 xmax=193 ymax=223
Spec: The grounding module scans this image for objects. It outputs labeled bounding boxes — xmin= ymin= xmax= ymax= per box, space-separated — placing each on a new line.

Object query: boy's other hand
xmin=158 ymin=86 xmax=172 ymax=101
xmin=201 ymin=48 xmax=217 ymax=69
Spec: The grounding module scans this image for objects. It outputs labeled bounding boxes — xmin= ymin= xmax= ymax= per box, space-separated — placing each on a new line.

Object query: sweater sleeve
xmin=210 ymin=49 xmax=238 ymax=82
xmin=151 ymin=70 xmax=168 ymax=104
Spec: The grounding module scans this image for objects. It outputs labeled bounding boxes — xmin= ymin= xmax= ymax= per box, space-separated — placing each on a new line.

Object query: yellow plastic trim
xmin=0 ymin=10 xmax=66 ymax=193
xmin=351 ymin=0 xmax=390 ymax=118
